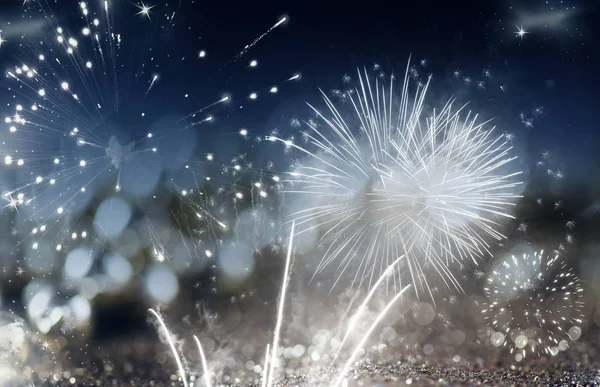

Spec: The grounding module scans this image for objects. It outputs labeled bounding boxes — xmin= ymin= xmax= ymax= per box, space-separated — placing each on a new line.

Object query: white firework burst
xmin=0 ymin=1 xmax=298 ymax=251
xmin=271 ymin=61 xmax=522 ymax=299
xmin=482 ymin=250 xmax=584 ymax=358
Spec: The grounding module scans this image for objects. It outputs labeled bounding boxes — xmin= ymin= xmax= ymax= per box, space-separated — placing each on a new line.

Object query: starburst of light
xmin=271 ymin=61 xmax=523 ymax=299
xmin=135 ymin=2 xmax=156 ymax=20
xmin=482 ymin=250 xmax=584 ymax=358
xmin=516 ymin=25 xmax=528 ymax=40
xmin=0 ymin=33 xmax=5 ymax=48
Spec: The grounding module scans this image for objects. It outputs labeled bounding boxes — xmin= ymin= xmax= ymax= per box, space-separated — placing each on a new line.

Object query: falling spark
xmin=232 ymin=17 xmax=287 ymax=64
xmin=286 ymin=73 xmax=301 ymax=81
xmin=145 ymin=74 xmax=159 ymax=96
xmin=148 ymin=309 xmax=189 ymax=387
xmin=267 ymin=221 xmax=295 ymax=387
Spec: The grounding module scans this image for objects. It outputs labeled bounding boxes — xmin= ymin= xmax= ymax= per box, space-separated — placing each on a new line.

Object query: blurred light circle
xmin=412 ymin=302 xmax=435 ymax=326
xmin=102 ymin=253 xmax=133 ymax=284
xmin=68 ymin=295 xmax=91 ymax=327
xmin=558 ymin=340 xmax=569 ymax=351
xmin=24 ymin=282 xmax=54 ymax=321
xmin=119 ymin=151 xmax=162 ymax=197
xmin=568 ymin=325 xmax=582 ymax=341
xmin=145 ymin=263 xmax=179 ymax=303
xmin=490 ymin=332 xmax=505 ymax=347
xmin=514 ymin=334 xmax=528 ymax=349
xmin=63 ymin=247 xmax=94 ymax=281
xmin=117 ymin=228 xmax=142 ymax=257
xmin=94 ymin=196 xmax=132 ymax=240
xmin=24 ymin=240 xmax=57 ymax=275
xmin=423 ymin=343 xmax=434 ymax=355
xmin=151 ymin=118 xmax=198 ymax=172
xmin=218 ymin=242 xmax=254 ymax=281
xmin=235 ymin=209 xmax=278 ymax=247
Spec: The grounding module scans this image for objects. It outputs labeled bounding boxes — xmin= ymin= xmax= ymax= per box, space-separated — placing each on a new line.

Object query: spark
xmin=266 ymin=221 xmax=295 ymax=387
xmin=274 ymin=61 xmax=522 ymax=298
xmin=192 ymin=335 xmax=211 ymax=387
xmin=287 ymin=73 xmax=301 ymax=81
xmin=331 ymin=255 xmax=405 ymax=368
xmin=482 ymin=250 xmax=584 ymax=357
xmin=145 ymin=74 xmax=159 ymax=96
xmin=148 ymin=309 xmax=189 ymax=387
xmin=135 ymin=2 xmax=156 ymax=20
xmin=0 ymin=33 xmax=5 ymax=48
xmin=332 ymin=284 xmax=411 ymax=387
xmin=516 ymin=25 xmax=528 ymax=40
xmin=261 ymin=344 xmax=270 ymax=387
xmin=232 ymin=16 xmax=287 ymax=64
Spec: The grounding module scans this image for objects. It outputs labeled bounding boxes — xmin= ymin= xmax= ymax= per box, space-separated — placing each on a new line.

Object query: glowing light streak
xmin=148 ymin=309 xmax=189 ymax=387
xmin=193 ymin=335 xmax=211 ymax=387
xmin=266 ymin=221 xmax=295 ymax=387
xmin=332 ymin=284 xmax=412 ymax=387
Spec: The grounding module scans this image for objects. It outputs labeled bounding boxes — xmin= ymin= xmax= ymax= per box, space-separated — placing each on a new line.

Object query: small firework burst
xmin=482 ymin=250 xmax=584 ymax=358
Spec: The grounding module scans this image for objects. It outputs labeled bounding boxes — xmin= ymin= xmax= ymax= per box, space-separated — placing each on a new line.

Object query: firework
xmin=0 ymin=0 xmax=298 ymax=254
xmin=482 ymin=249 xmax=584 ymax=358
xmin=271 ymin=61 xmax=523 ymax=299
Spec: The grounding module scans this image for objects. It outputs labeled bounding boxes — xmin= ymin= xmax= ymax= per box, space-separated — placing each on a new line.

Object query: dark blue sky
xmin=1 ymin=0 xmax=598 ymax=190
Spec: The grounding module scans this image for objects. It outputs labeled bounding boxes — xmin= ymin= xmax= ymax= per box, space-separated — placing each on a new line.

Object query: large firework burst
xmin=482 ymin=249 xmax=584 ymax=357
xmin=273 ymin=62 xmax=523 ymax=298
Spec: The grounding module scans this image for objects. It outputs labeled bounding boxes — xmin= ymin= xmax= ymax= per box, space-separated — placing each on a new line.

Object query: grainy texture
xmin=21 ymin=339 xmax=600 ymax=387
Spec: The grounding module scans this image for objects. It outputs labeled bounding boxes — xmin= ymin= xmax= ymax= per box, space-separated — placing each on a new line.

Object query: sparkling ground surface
xmin=16 ymin=339 xmax=600 ymax=387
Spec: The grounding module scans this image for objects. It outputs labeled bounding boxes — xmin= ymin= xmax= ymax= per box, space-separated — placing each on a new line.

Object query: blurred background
xmin=1 ymin=0 xmax=600 ymax=385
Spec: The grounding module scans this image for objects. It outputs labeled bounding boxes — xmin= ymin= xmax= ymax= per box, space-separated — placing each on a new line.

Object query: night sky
xmin=1 ymin=0 xmax=598 ymax=171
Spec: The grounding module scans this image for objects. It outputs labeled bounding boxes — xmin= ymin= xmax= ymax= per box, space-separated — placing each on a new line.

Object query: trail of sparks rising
xmin=275 ymin=60 xmax=523 ymax=299
xmin=261 ymin=344 xmax=270 ymax=387
xmin=482 ymin=250 xmax=584 ymax=358
xmin=148 ymin=309 xmax=189 ymax=387
xmin=332 ymin=284 xmax=412 ymax=387
xmin=330 ymin=255 xmax=405 ymax=368
xmin=266 ymin=221 xmax=295 ymax=387
xmin=193 ymin=335 xmax=211 ymax=387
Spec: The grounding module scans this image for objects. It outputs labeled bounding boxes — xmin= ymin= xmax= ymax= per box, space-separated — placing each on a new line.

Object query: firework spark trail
xmin=482 ymin=249 xmax=585 ymax=357
xmin=266 ymin=221 xmax=295 ymax=387
xmin=193 ymin=335 xmax=211 ymax=387
xmin=275 ymin=60 xmax=523 ymax=298
xmin=148 ymin=309 xmax=189 ymax=387
xmin=331 ymin=284 xmax=411 ymax=387
xmin=329 ymin=255 xmax=405 ymax=369
xmin=228 ymin=16 xmax=287 ymax=66
xmin=261 ymin=344 xmax=270 ymax=387
xmin=1 ymin=0 xmax=302 ymax=252
xmin=145 ymin=74 xmax=159 ymax=96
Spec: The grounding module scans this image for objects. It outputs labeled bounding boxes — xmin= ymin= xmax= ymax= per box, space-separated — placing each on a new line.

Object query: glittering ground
xmin=24 ymin=338 xmax=600 ymax=386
